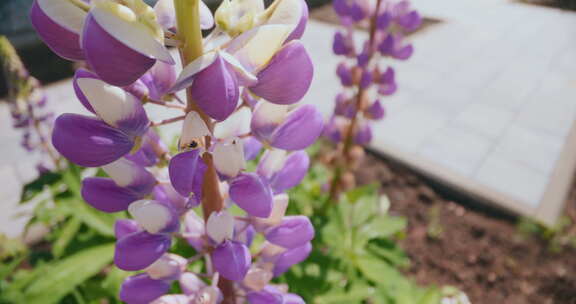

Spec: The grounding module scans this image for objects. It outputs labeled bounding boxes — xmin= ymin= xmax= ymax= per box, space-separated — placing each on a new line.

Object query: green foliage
xmin=284 ymin=164 xmax=442 ymax=303
xmin=517 ymin=215 xmax=576 ymax=252
xmin=0 ymin=162 xmax=121 ymax=304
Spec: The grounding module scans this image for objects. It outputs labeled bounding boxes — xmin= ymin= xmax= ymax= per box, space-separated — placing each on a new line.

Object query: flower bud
xmin=212 ymin=240 xmax=251 ymax=281
xmin=229 ymin=172 xmax=273 ymax=217
xmin=336 ymin=62 xmax=353 ymax=86
xmin=365 ymin=100 xmax=385 ymax=120
xmin=268 ymin=105 xmax=324 ymax=150
xmin=268 ymin=151 xmax=309 ymax=193
xmin=120 ymin=274 xmax=170 ymax=304
xmin=265 ymin=216 xmax=314 ymax=248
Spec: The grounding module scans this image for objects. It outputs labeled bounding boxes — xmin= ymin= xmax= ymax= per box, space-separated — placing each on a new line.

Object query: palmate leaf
xmin=11 ymin=243 xmax=114 ymax=304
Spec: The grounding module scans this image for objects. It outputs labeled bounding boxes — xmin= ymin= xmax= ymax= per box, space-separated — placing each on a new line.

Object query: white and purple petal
xmin=168 ymin=149 xmax=206 ymax=198
xmin=128 ymin=200 xmax=180 ymax=234
xmin=81 ymin=177 xmax=141 ymax=213
xmin=120 ymin=274 xmax=171 ymax=304
xmin=265 ymin=215 xmax=314 ymax=248
xmin=249 ymin=41 xmax=313 ymax=105
xmin=269 ymin=104 xmax=324 ymax=150
xmin=269 ymin=150 xmax=309 ymax=193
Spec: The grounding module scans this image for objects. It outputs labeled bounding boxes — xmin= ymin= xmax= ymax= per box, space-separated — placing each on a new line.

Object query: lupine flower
xmin=325 ymin=0 xmax=419 ymax=196
xmin=0 ymin=36 xmax=60 ymax=171
xmin=31 ymin=0 xmax=321 ymax=302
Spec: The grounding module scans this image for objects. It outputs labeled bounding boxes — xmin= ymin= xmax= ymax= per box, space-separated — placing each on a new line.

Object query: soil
xmin=355 ymin=154 xmax=576 ymax=304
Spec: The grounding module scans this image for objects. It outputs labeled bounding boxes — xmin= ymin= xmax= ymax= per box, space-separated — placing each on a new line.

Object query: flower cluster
xmin=30 ymin=0 xmax=321 ymax=303
xmin=324 ymin=0 xmax=420 ymax=194
xmin=0 ymin=36 xmax=59 ymax=172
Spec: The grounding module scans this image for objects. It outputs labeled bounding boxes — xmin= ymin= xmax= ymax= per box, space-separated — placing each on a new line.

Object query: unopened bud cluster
xmin=30 ymin=0 xmax=321 ymax=302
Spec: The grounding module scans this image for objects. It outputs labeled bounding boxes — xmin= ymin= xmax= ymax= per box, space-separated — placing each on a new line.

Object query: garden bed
xmin=356 ymin=153 xmax=576 ymax=304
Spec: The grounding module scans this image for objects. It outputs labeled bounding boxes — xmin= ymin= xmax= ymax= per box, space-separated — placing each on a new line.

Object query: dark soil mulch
xmin=356 ymin=153 xmax=576 ymax=304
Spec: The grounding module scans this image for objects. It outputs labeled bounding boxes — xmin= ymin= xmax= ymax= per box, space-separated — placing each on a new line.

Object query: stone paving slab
xmin=301 ymin=0 xmax=576 ymax=225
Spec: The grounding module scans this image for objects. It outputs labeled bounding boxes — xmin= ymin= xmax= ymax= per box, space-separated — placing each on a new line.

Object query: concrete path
xmin=1 ymin=0 xmax=575 ymax=236
xmin=303 ymin=0 xmax=576 ymax=224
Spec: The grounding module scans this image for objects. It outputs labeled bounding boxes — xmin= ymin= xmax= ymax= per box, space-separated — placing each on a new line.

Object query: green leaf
xmin=345 ymin=184 xmax=378 ymax=204
xmin=314 ymin=284 xmax=375 ymax=303
xmin=20 ymin=243 xmax=114 ymax=304
xmin=60 ymin=199 xmax=115 ymax=236
xmin=20 ymin=171 xmax=63 ymax=203
xmin=360 ymin=216 xmax=407 ymax=239
xmin=52 ymin=217 xmax=82 ymax=258
xmin=356 ymin=255 xmax=400 ymax=285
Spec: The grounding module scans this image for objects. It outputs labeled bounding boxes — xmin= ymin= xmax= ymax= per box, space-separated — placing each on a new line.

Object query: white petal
xmin=219 ymin=51 xmax=258 ymax=86
xmin=265 ymin=0 xmax=304 ymax=27
xmin=226 ymin=24 xmax=291 ymax=71
xmin=206 ymin=210 xmax=234 ymax=244
xmin=128 ymin=200 xmax=173 ymax=234
xmin=76 ymin=77 xmax=142 ymax=129
xmin=252 ymin=100 xmax=289 ymax=126
xmin=91 ymin=2 xmax=173 ymax=63
xmin=213 ymin=107 xmax=252 ymax=139
xmin=212 ymin=138 xmax=246 ymax=177
xmin=146 ymin=254 xmax=187 ymax=279
xmin=171 ymin=51 xmax=219 ymax=92
xmin=180 ymin=111 xmax=211 ymax=150
xmin=199 ymin=0 xmax=215 ymax=29
xmin=254 ymin=193 xmax=288 ymax=227
xmin=153 ymin=0 xmax=175 ymax=30
xmin=257 ymin=149 xmax=287 ymax=178
xmin=38 ymin=0 xmax=87 ymax=33
xmin=102 ymin=158 xmax=141 ymax=187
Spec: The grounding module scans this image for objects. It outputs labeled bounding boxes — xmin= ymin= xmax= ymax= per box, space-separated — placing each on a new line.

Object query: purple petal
xmin=72 ymin=69 xmax=97 ymax=113
xmin=249 ymin=41 xmax=313 ymax=105
xmin=350 ymin=2 xmax=365 ymax=22
xmin=333 ymin=0 xmax=351 ymax=17
xmin=377 ymin=12 xmax=391 ymax=30
xmin=126 ymin=129 xmax=165 ymax=167
xmin=142 ymin=61 xmax=177 ymax=100
xmin=285 ymin=0 xmax=309 ymax=42
xmin=229 ymin=173 xmax=273 ymax=218
xmin=359 ymin=69 xmax=372 ymax=89
xmin=243 ymin=136 xmax=263 ymax=161
xmin=336 ymin=62 xmax=353 ymax=86
xmin=52 ymin=114 xmax=134 ymax=167
xmin=269 ymin=151 xmax=309 ymax=194
xmin=124 ymin=79 xmax=149 ymax=100
xmin=273 ymin=242 xmax=312 ymax=277
xmin=179 ymin=272 xmax=207 ymax=295
xmin=115 ymin=219 xmax=141 ymax=239
xmin=397 ymin=11 xmax=421 ymax=31
xmin=284 ymin=293 xmax=306 ymax=304
xmin=378 ymin=34 xmax=395 ymax=56
xmin=354 ymin=123 xmax=372 ymax=145
xmin=333 ymin=31 xmax=348 ymax=55
xmin=265 ymin=216 xmax=314 ymax=248
xmin=29 ymin=0 xmax=84 ymax=61
xmin=190 ymin=56 xmax=239 ymax=121
xmin=81 ymin=177 xmax=141 ymax=213
xmin=82 ymin=13 xmax=155 ymax=86
xmin=168 ymin=150 xmax=206 ymax=198
xmin=211 ymin=240 xmax=251 ymax=281
xmin=120 ymin=274 xmax=170 ymax=304
xmin=270 ymin=105 xmax=324 ymax=150
xmin=128 ymin=200 xmax=180 ymax=234
xmin=246 ymin=285 xmax=284 ymax=304
xmin=115 ymin=231 xmax=171 ymax=271
xmin=365 ymin=100 xmax=385 ymax=120
xmin=394 ymin=43 xmax=414 ymax=60
xmin=183 ymin=210 xmax=206 ymax=251
xmin=153 ymin=184 xmax=190 ymax=214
